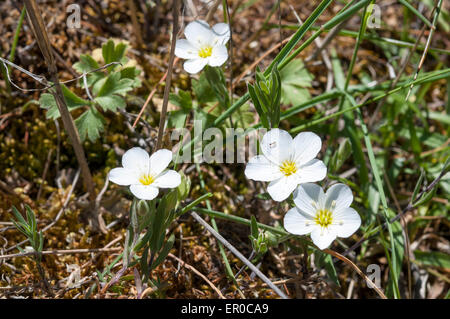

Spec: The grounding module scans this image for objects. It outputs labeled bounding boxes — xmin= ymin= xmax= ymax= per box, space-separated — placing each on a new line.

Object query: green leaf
xmin=192 ymin=73 xmax=216 ymax=104
xmin=204 ymin=66 xmax=229 ymax=109
xmin=102 ymin=40 xmax=128 ymax=72
xmin=168 ymin=110 xmax=188 ymax=129
xmin=256 ymin=193 xmax=272 ymax=200
xmin=386 ymin=212 xmax=404 ymax=299
xmin=25 ymin=205 xmax=36 ymax=233
xmin=39 ymin=84 xmax=89 ymax=120
xmin=176 ymin=172 xmax=191 ymax=202
xmin=414 ymin=250 xmax=450 ymax=269
xmin=330 ymin=138 xmax=352 ymax=173
xmin=412 ymin=170 xmax=425 ymax=203
xmin=250 ymin=216 xmax=259 ymax=239
xmin=248 ymin=65 xmax=282 ymax=129
xmin=169 ymin=90 xmax=193 ymax=111
xmin=194 ymin=109 xmax=217 ymax=131
xmin=97 ymin=72 xmax=134 ymax=97
xmin=413 ymin=186 xmax=437 ymax=207
xmin=248 ymin=83 xmax=270 ymax=129
xmin=11 ymin=206 xmax=27 ymax=226
xmin=73 ymin=54 xmax=100 ymax=74
xmin=315 ymin=250 xmax=340 ymax=287
xmin=102 ymin=40 xmax=116 ymax=64
xmin=95 ymin=95 xmax=126 ymax=112
xmin=406 ymin=110 xmax=422 ymax=157
xmin=280 ymin=59 xmax=313 ymax=106
xmin=151 ymin=233 xmax=175 ymax=271
xmin=120 ymin=67 xmax=141 ymax=88
xmin=75 ymin=107 xmax=106 ymax=142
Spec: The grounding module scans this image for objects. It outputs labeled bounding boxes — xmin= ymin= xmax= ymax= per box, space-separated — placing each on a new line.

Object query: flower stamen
xmin=139 ymin=174 xmax=155 ymax=186
xmin=279 ymin=160 xmax=297 ymax=177
xmin=315 ymin=209 xmax=333 ymax=228
xmin=198 ymin=46 xmax=213 ymax=58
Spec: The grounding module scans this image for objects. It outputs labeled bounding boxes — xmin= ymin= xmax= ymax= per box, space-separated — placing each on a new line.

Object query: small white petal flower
xmin=175 ymin=20 xmax=230 ymax=74
xmin=109 ymin=147 xmax=181 ymax=201
xmin=283 ymin=183 xmax=361 ymax=250
xmin=245 ymin=128 xmax=327 ymax=201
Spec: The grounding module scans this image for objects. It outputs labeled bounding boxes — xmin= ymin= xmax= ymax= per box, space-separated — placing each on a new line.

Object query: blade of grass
xmin=405 ymin=0 xmax=443 ymax=100
xmin=343 ymin=90 xmax=401 ymax=298
xmin=4 ymin=7 xmax=26 ymax=94
xmin=328 ymin=2 xmax=400 ymax=296
xmin=289 ymin=68 xmax=450 ymax=133
xmin=327 ymin=47 xmax=369 ymax=187
xmin=399 ymin=0 xmax=434 ymax=29
xmin=279 ymin=0 xmax=372 ymax=69
xmin=267 ymin=24 xmax=450 ymax=55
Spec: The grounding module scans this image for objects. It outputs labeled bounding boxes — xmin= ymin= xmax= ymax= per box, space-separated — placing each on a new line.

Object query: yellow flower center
xmin=315 ymin=209 xmax=333 ymax=228
xmin=198 ymin=46 xmax=213 ymax=58
xmin=139 ymin=174 xmax=155 ymax=186
xmin=279 ymin=160 xmax=297 ymax=176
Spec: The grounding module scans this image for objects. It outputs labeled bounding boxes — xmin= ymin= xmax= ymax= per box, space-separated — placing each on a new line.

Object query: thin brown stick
xmin=324 ymin=249 xmax=387 ymax=299
xmin=167 ymin=253 xmax=226 ymax=299
xmin=128 ymin=0 xmax=143 ymax=48
xmin=155 ymin=0 xmax=180 ymax=150
xmin=23 ymin=0 xmax=95 ymax=200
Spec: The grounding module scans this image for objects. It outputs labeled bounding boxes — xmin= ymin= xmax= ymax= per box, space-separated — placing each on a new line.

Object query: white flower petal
xmin=212 ymin=23 xmax=230 ymax=45
xmin=293 ymin=183 xmax=325 ymax=216
xmin=284 ymin=207 xmax=315 ymax=235
xmin=293 ymin=132 xmax=322 ymax=165
xmin=153 ymin=170 xmax=181 ymax=188
xmin=175 ymin=39 xmax=199 ymax=59
xmin=267 ymin=175 xmax=299 ymax=202
xmin=332 ymin=207 xmax=361 ymax=238
xmin=261 ymin=128 xmax=293 ymax=164
xmin=208 ymin=45 xmax=228 ymax=67
xmin=325 ymin=183 xmax=353 ymax=213
xmin=184 ymin=20 xmax=213 ymax=47
xmin=245 ymin=155 xmax=283 ymax=182
xmin=183 ymin=58 xmax=208 ymax=74
xmin=122 ymin=147 xmax=149 ymax=172
xmin=310 ymin=227 xmax=337 ymax=250
xmin=129 ymin=184 xmax=159 ymax=200
xmin=108 ymin=168 xmax=139 ymax=186
xmin=149 ymin=149 xmax=173 ymax=176
xmin=297 ymin=159 xmax=327 ymax=184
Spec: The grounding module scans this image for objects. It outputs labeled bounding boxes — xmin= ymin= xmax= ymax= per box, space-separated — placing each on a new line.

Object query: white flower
xmin=283 ymin=183 xmax=361 ymax=250
xmin=108 ymin=147 xmax=181 ymax=200
xmin=175 ymin=20 xmax=230 ymax=74
xmin=245 ymin=128 xmax=327 ymax=202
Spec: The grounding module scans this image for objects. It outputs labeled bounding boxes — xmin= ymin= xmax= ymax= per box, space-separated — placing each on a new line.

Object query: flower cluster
xmin=107 ymin=17 xmax=361 ymax=251
xmin=245 ymin=129 xmax=361 ymax=249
